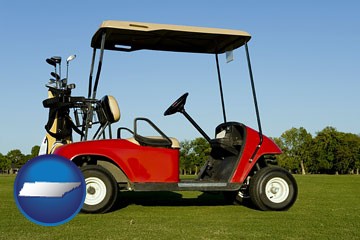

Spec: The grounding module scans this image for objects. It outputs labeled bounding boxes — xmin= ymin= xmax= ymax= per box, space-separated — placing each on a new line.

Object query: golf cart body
xmin=43 ymin=21 xmax=297 ymax=213
xmin=56 ymin=124 xmax=281 ymax=187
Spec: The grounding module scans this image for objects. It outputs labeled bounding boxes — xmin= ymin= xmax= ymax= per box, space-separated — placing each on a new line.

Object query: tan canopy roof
xmin=91 ymin=20 xmax=251 ymax=54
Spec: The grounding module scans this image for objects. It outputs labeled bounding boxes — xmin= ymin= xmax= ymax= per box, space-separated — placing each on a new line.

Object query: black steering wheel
xmin=164 ymin=92 xmax=189 ymax=116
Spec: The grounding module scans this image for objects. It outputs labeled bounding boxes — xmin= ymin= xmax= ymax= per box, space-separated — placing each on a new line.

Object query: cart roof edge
xmin=91 ymin=20 xmax=251 ymax=54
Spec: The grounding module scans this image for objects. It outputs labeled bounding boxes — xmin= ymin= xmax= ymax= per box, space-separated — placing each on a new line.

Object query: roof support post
xmin=245 ymin=42 xmax=263 ymax=161
xmin=82 ymin=48 xmax=97 ymax=141
xmin=83 ymin=32 xmax=106 ymax=141
xmin=88 ymin=48 xmax=97 ymax=98
xmin=215 ymin=54 xmax=227 ymax=123
xmin=92 ymin=31 xmax=106 ymax=99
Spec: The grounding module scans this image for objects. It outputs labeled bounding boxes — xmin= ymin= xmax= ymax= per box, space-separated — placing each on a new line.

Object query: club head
xmin=51 ymin=72 xmax=60 ymax=80
xmin=66 ymin=55 xmax=76 ymax=63
xmin=67 ymin=83 xmax=76 ymax=90
xmin=51 ymin=56 xmax=62 ymax=64
xmin=61 ymin=78 xmax=67 ymax=87
xmin=49 ymin=78 xmax=56 ymax=83
xmin=46 ymin=58 xmax=57 ymax=67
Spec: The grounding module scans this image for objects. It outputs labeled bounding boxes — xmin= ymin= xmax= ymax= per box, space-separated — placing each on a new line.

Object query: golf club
xmin=51 ymin=56 xmax=62 ymax=79
xmin=51 ymin=72 xmax=60 ymax=80
xmin=46 ymin=58 xmax=56 ymax=67
xmin=66 ymin=54 xmax=76 ymax=81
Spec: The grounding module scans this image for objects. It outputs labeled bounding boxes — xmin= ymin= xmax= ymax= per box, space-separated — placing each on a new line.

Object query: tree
xmin=338 ymin=133 xmax=360 ymax=174
xmin=274 ymin=127 xmax=312 ymax=174
xmin=0 ymin=153 xmax=11 ymax=173
xmin=180 ymin=140 xmax=193 ymax=175
xmin=0 ymin=145 xmax=40 ymax=172
xmin=6 ymin=149 xmax=25 ymax=169
xmin=191 ymin=138 xmax=211 ymax=174
xmin=179 ymin=138 xmax=211 ymax=175
xmin=353 ymin=134 xmax=360 ymax=174
xmin=22 ymin=145 xmax=41 ymax=166
xmin=311 ymin=127 xmax=336 ymax=173
xmin=30 ymin=145 xmax=40 ymax=158
xmin=310 ymin=127 xmax=351 ymax=174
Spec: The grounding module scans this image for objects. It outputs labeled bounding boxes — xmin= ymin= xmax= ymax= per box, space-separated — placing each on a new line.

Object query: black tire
xmin=249 ymin=166 xmax=297 ymax=211
xmin=223 ymin=190 xmax=251 ymax=206
xmin=81 ymin=165 xmax=118 ymax=214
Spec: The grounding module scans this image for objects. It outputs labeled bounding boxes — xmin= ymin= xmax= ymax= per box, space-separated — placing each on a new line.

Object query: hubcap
xmin=85 ymin=177 xmax=107 ymax=206
xmin=265 ymin=177 xmax=289 ymax=203
xmin=87 ymin=186 xmax=96 ymax=195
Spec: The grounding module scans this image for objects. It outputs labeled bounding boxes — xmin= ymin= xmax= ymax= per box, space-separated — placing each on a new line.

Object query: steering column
xmin=164 ymin=93 xmax=211 ymax=143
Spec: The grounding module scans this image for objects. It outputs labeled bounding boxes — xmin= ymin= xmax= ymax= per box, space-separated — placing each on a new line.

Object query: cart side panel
xmin=230 ymin=126 xmax=282 ymax=183
xmin=53 ymin=139 xmax=179 ymax=183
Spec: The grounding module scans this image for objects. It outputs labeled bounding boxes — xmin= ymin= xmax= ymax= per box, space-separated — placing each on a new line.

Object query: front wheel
xmin=249 ymin=166 xmax=297 ymax=211
xmin=81 ymin=165 xmax=118 ymax=214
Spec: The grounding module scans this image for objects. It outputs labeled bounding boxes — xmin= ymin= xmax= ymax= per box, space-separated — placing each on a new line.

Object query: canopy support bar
xmin=92 ymin=31 xmax=106 ymax=99
xmin=215 ymin=54 xmax=227 ymax=123
xmin=245 ymin=42 xmax=263 ymax=161
xmin=88 ymin=48 xmax=97 ymax=98
xmin=83 ymin=32 xmax=106 ymax=141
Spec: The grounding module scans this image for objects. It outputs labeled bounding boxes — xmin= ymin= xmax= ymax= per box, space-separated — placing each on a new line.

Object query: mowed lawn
xmin=1 ymin=174 xmax=359 ymax=240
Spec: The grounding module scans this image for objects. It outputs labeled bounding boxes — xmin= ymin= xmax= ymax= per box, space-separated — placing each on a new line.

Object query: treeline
xmin=0 ymin=146 xmax=40 ymax=173
xmin=180 ymin=126 xmax=360 ymax=175
xmin=274 ymin=127 xmax=360 ymax=175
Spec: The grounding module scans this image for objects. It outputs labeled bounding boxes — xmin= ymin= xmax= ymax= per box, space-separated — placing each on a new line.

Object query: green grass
xmin=1 ymin=174 xmax=360 ymax=240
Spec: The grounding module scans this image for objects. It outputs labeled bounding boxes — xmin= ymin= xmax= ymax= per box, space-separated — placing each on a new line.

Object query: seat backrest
xmin=100 ymin=95 xmax=120 ymax=123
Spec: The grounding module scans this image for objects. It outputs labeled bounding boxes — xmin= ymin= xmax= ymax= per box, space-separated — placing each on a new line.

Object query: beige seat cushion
xmin=126 ymin=136 xmax=180 ymax=149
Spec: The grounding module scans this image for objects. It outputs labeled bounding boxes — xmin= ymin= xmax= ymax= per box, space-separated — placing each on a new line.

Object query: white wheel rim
xmin=265 ymin=177 xmax=289 ymax=203
xmin=85 ymin=177 xmax=107 ymax=206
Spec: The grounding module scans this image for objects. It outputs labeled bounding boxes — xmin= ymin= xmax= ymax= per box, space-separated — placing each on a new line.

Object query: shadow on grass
xmin=112 ymin=191 xmax=231 ymax=211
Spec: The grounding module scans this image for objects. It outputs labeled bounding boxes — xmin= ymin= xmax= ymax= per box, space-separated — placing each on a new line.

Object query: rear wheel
xmin=249 ymin=166 xmax=297 ymax=211
xmin=81 ymin=165 xmax=118 ymax=213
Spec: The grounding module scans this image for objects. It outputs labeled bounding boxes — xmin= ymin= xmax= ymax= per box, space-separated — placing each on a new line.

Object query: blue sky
xmin=0 ymin=1 xmax=359 ymax=154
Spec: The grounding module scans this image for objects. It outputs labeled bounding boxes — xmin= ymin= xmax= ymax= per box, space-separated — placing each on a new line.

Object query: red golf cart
xmin=42 ymin=21 xmax=297 ymax=213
